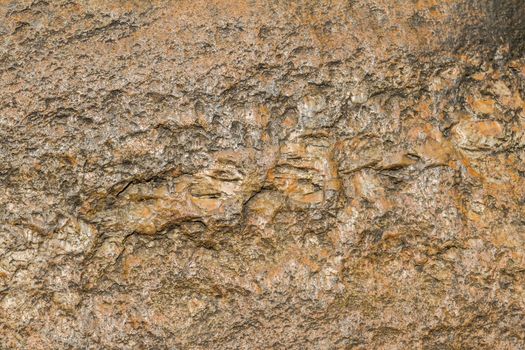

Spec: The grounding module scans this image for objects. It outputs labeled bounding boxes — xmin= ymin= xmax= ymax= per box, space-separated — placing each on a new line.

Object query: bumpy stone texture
xmin=1 ymin=0 xmax=525 ymax=348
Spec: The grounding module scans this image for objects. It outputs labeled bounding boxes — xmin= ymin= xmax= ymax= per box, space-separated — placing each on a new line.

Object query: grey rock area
xmin=1 ymin=0 xmax=525 ymax=349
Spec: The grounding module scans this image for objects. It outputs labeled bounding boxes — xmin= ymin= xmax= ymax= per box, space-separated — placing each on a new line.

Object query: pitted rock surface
xmin=1 ymin=1 xmax=525 ymax=349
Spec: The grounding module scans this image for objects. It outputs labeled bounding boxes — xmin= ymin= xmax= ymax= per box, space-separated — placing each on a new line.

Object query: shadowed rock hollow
xmin=1 ymin=0 xmax=525 ymax=349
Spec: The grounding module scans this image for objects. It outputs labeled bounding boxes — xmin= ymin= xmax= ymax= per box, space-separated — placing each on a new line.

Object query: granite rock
xmin=1 ymin=0 xmax=525 ymax=349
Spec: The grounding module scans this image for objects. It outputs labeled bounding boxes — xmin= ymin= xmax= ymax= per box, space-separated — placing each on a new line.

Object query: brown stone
xmin=1 ymin=0 xmax=525 ymax=349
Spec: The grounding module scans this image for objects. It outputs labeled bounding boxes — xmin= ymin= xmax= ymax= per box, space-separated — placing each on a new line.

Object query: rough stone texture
xmin=1 ymin=1 xmax=525 ymax=349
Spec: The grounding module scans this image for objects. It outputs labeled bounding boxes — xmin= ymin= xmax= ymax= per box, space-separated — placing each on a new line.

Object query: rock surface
xmin=1 ymin=0 xmax=525 ymax=349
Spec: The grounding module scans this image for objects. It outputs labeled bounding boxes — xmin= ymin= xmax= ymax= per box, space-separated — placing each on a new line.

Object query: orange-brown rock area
xmin=1 ymin=1 xmax=525 ymax=349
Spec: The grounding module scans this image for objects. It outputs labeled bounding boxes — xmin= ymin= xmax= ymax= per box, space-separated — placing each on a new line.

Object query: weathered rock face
xmin=1 ymin=1 xmax=525 ymax=348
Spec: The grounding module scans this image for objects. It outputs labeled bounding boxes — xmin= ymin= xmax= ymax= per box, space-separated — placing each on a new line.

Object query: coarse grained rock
xmin=1 ymin=0 xmax=525 ymax=349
